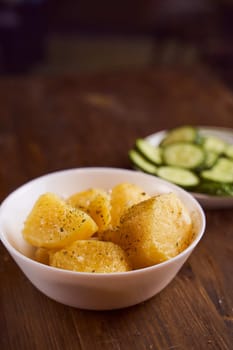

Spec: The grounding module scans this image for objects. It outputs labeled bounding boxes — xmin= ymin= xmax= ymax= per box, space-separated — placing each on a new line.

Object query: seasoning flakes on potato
xmin=50 ymin=240 xmax=131 ymax=273
xmin=110 ymin=183 xmax=150 ymax=228
xmin=105 ymin=193 xmax=193 ymax=269
xmin=22 ymin=184 xmax=194 ymax=273
xmin=23 ymin=193 xmax=98 ymax=249
xmin=67 ymin=188 xmax=111 ymax=231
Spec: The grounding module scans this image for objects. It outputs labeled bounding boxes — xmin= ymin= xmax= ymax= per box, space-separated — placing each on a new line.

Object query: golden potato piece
xmin=68 ymin=188 xmax=104 ymax=209
xmin=110 ymin=183 xmax=150 ymax=228
xmin=34 ymin=247 xmax=58 ymax=265
xmin=23 ymin=193 xmax=98 ymax=249
xmin=50 ymin=240 xmax=132 ymax=273
xmin=34 ymin=247 xmax=51 ymax=265
xmin=98 ymin=228 xmax=119 ymax=242
xmin=67 ymin=188 xmax=111 ymax=231
xmin=109 ymin=193 xmax=193 ymax=269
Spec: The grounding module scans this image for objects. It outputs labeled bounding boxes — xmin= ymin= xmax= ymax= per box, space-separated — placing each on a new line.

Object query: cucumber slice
xmin=202 ymin=136 xmax=227 ymax=154
xmin=224 ymin=144 xmax=233 ymax=160
xmin=163 ymin=142 xmax=205 ymax=169
xmin=160 ymin=126 xmax=198 ymax=146
xmin=128 ymin=149 xmax=157 ymax=174
xmin=201 ymin=158 xmax=233 ymax=183
xmin=135 ymin=138 xmax=162 ymax=164
xmin=157 ymin=166 xmax=199 ymax=187
xmin=201 ymin=151 xmax=218 ymax=169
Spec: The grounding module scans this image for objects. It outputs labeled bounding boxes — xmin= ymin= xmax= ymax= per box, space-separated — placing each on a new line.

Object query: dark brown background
xmin=1 ymin=0 xmax=233 ymax=88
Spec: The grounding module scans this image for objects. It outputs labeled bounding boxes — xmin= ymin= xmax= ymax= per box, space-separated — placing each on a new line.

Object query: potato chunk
xmin=110 ymin=183 xmax=150 ymax=228
xmin=108 ymin=193 xmax=193 ymax=269
xmin=67 ymin=188 xmax=111 ymax=231
xmin=50 ymin=240 xmax=132 ymax=273
xmin=23 ymin=193 xmax=98 ymax=249
xmin=34 ymin=247 xmax=51 ymax=265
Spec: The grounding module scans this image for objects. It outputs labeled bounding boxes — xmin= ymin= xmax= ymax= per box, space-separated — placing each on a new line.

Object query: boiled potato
xmin=24 ymin=186 xmax=193 ymax=273
xmin=98 ymin=227 xmax=119 ymax=243
xmin=110 ymin=183 xmax=150 ymax=228
xmin=106 ymin=193 xmax=193 ymax=269
xmin=34 ymin=247 xmax=52 ymax=265
xmin=67 ymin=188 xmax=111 ymax=231
xmin=23 ymin=193 xmax=98 ymax=249
xmin=50 ymin=240 xmax=132 ymax=273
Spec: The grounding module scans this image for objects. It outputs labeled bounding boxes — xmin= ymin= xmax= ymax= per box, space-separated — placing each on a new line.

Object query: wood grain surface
xmin=0 ymin=66 xmax=233 ymax=350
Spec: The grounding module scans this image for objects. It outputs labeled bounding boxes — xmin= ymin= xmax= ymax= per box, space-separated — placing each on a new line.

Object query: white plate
xmin=145 ymin=126 xmax=233 ymax=210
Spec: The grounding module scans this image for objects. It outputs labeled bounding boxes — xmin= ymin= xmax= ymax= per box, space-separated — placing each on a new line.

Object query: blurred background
xmin=0 ymin=0 xmax=233 ymax=87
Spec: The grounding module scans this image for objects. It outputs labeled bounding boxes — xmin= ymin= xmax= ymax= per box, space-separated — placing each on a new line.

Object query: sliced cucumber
xmin=202 ymin=136 xmax=227 ymax=154
xmin=157 ymin=166 xmax=199 ymax=187
xmin=163 ymin=142 xmax=205 ymax=169
xmin=135 ymin=138 xmax=162 ymax=164
xmin=128 ymin=126 xmax=233 ymax=197
xmin=128 ymin=149 xmax=157 ymax=174
xmin=160 ymin=126 xmax=198 ymax=146
xmin=201 ymin=158 xmax=233 ymax=183
xmin=201 ymin=151 xmax=218 ymax=169
xmin=224 ymin=144 xmax=233 ymax=159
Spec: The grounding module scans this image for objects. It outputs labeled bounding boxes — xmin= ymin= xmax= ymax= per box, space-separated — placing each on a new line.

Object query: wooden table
xmin=0 ymin=66 xmax=233 ymax=350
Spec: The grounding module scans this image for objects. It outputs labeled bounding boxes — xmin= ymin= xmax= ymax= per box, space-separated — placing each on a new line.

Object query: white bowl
xmin=0 ymin=167 xmax=206 ymax=310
